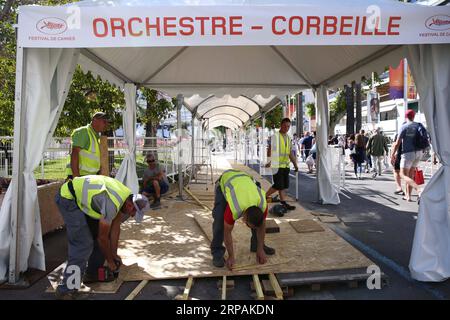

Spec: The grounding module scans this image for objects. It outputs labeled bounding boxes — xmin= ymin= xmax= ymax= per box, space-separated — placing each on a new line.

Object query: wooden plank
xmin=268 ymin=273 xmax=284 ymax=300
xmin=221 ymin=276 xmax=227 ymax=300
xmin=252 ymin=274 xmax=265 ymax=300
xmin=125 ymin=280 xmax=149 ymax=300
xmin=290 ymin=219 xmax=325 ymax=233
xmin=99 ymin=136 xmax=109 ymax=176
xmin=184 ymin=187 xmax=212 ymax=211
xmin=182 ymin=276 xmax=194 ymax=300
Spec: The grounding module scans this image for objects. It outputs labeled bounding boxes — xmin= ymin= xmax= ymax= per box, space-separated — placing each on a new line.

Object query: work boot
xmin=55 ymin=288 xmax=88 ymax=300
xmin=250 ymin=243 xmax=276 ymax=255
xmin=281 ymin=201 xmax=296 ymax=211
xmin=250 ymin=230 xmax=275 ymax=255
xmin=212 ymin=256 xmax=224 ymax=268
xmin=150 ymin=198 xmax=161 ymax=209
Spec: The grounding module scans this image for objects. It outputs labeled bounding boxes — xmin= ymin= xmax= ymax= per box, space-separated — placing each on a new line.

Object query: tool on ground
xmin=269 ymin=204 xmax=287 ymax=217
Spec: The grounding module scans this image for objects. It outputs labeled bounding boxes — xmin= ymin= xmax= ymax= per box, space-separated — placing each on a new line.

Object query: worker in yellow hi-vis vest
xmin=65 ymin=112 xmax=109 ymax=179
xmin=265 ymin=118 xmax=298 ymax=211
xmin=54 ymin=175 xmax=149 ymax=300
xmin=211 ymin=169 xmax=275 ymax=270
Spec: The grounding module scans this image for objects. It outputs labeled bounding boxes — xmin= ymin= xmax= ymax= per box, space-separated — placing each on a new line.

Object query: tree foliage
xmin=0 ymin=1 xmax=127 ymax=137
xmin=305 ymin=102 xmax=316 ymax=118
xmin=138 ymin=88 xmax=175 ymax=155
xmin=254 ymin=105 xmax=283 ymax=129
xmin=56 ymin=66 xmax=125 ymax=136
xmin=329 ymin=90 xmax=347 ymax=133
xmin=304 ymin=90 xmax=347 ymax=134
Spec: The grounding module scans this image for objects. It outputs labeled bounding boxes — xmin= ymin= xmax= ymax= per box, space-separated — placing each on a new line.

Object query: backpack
xmin=415 ymin=123 xmax=430 ymax=150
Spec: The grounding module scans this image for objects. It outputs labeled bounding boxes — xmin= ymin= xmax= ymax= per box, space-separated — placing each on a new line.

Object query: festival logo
xmin=36 ymin=17 xmax=68 ymax=35
xmin=425 ymin=15 xmax=450 ymax=31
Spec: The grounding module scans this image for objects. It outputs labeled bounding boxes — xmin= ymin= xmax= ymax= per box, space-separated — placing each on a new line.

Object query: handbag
xmin=414 ymin=168 xmax=425 ymax=185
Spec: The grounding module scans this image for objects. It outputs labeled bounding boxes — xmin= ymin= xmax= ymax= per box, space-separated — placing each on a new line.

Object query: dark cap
xmin=92 ymin=112 xmax=109 ymax=121
xmin=405 ymin=109 xmax=416 ymax=119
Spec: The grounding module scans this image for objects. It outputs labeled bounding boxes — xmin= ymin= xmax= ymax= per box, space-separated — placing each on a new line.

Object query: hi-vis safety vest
xmin=65 ymin=125 xmax=101 ymax=176
xmin=60 ymin=175 xmax=131 ymax=220
xmin=219 ymin=170 xmax=267 ymax=221
xmin=271 ymin=132 xmax=291 ymax=168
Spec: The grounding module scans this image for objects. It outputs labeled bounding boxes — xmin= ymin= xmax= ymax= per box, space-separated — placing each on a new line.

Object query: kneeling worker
xmin=211 ymin=169 xmax=275 ymax=270
xmin=55 ymin=175 xmax=149 ymax=299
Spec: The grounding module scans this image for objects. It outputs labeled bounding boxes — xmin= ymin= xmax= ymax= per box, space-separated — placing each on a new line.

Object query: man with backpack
xmin=391 ymin=109 xmax=429 ymax=202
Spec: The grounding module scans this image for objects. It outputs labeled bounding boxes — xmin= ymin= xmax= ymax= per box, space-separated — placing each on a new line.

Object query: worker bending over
xmin=211 ymin=169 xmax=275 ymax=270
xmin=55 ymin=175 xmax=149 ymax=300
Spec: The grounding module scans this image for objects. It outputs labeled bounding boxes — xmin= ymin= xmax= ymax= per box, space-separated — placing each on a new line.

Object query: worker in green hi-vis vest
xmin=54 ymin=175 xmax=149 ymax=300
xmin=211 ymin=169 xmax=275 ymax=270
xmin=65 ymin=112 xmax=109 ymax=179
xmin=265 ymin=118 xmax=298 ymax=210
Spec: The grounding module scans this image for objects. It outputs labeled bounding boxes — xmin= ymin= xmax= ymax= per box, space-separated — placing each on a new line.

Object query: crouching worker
xmin=211 ymin=169 xmax=275 ymax=270
xmin=54 ymin=175 xmax=149 ymax=300
xmin=142 ymin=153 xmax=169 ymax=209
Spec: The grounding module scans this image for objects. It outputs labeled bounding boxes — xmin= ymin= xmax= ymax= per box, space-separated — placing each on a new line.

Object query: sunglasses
xmin=147 ymin=160 xmax=155 ymax=163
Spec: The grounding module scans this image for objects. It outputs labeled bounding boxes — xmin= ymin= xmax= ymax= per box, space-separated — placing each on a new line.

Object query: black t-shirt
xmin=302 ymin=136 xmax=313 ymax=150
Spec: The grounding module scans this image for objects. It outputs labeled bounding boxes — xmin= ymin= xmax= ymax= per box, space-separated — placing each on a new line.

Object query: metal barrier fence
xmin=0 ymin=135 xmax=200 ymax=181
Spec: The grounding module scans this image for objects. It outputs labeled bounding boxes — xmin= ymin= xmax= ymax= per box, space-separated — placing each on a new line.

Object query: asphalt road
xmin=248 ymin=156 xmax=450 ymax=300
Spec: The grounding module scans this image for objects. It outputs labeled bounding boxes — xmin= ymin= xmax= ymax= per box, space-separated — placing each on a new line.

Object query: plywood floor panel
xmin=113 ymin=159 xmax=373 ymax=282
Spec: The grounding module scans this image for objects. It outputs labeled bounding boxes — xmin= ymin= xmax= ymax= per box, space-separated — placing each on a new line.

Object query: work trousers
xmin=55 ymin=193 xmax=105 ymax=293
xmin=210 ymin=183 xmax=257 ymax=259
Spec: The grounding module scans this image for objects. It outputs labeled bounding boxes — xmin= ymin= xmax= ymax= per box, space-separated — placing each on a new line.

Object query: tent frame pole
xmin=9 ymin=46 xmax=27 ymax=284
xmin=191 ymin=112 xmax=195 ymax=180
xmin=176 ymin=94 xmax=183 ymax=199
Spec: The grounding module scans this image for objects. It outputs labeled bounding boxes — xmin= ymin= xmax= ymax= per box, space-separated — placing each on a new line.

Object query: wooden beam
xmin=252 ymin=274 xmax=265 ymax=300
xmin=182 ymin=276 xmax=194 ymax=300
xmin=268 ymin=273 xmax=284 ymax=300
xmin=125 ymin=280 xmax=148 ymax=300
xmin=221 ymin=276 xmax=227 ymax=300
xmin=183 ymin=187 xmax=212 ymax=211
xmin=99 ymin=136 xmax=109 ymax=176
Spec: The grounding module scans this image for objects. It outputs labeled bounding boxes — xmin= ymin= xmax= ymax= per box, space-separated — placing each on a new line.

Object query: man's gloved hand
xmin=255 ymin=181 xmax=261 ymax=188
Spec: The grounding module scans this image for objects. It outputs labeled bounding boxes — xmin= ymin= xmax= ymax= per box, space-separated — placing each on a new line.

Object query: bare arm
xmin=109 ymin=213 xmax=123 ymax=261
xmin=97 ymin=219 xmax=117 ymax=271
xmin=256 ymin=222 xmax=267 ymax=265
xmin=223 ymin=222 xmax=235 ymax=270
xmin=289 ymin=152 xmax=298 ymax=170
xmin=70 ymin=147 xmax=81 ymax=177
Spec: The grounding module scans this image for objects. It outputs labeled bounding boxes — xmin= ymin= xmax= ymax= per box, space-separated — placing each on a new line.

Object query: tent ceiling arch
xmin=209 ymin=119 xmax=240 ymax=130
xmin=183 ymin=94 xmax=281 ymax=125
xmin=206 ymin=114 xmax=244 ymax=127
xmin=201 ymin=106 xmax=251 ymax=122
xmin=2 ymin=0 xmax=449 ymax=284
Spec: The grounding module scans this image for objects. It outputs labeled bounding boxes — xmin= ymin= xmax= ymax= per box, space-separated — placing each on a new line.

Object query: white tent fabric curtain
xmin=115 ymin=83 xmax=139 ymax=194
xmin=0 ymin=48 xmax=79 ymax=281
xmin=408 ymin=44 xmax=450 ymax=282
xmin=315 ymin=85 xmax=340 ymax=205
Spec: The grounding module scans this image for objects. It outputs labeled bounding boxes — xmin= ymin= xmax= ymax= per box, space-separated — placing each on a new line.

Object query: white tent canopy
xmin=1 ymin=0 xmax=449 ymax=284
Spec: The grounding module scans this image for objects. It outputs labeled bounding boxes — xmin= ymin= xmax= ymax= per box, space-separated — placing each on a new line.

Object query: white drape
xmin=0 ymin=48 xmax=79 ymax=281
xmin=316 ymin=85 xmax=340 ymax=205
xmin=408 ymin=44 xmax=450 ymax=282
xmin=115 ymin=83 xmax=139 ymax=194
